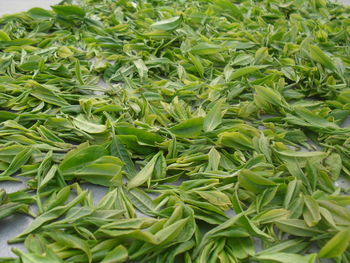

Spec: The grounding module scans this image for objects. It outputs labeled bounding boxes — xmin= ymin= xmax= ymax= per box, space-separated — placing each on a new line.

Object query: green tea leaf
xmin=52 ymin=5 xmax=85 ymax=18
xmin=73 ymin=115 xmax=106 ymax=134
xmin=59 ymin=145 xmax=108 ymax=175
xmin=319 ymin=228 xmax=350 ymax=258
xmin=255 ymin=252 xmax=317 ymax=263
xmin=308 ymin=45 xmax=336 ymax=71
xmin=101 ymin=245 xmax=128 ymax=263
xmin=0 ymin=148 xmax=33 ymax=178
xmin=228 ymin=66 xmax=265 ymax=81
xmin=169 ymin=117 xmax=203 ymax=137
xmin=204 ymin=99 xmax=224 ymax=132
xmin=128 ymin=153 xmax=160 ymax=189
xmin=150 ymin=16 xmax=182 ymax=31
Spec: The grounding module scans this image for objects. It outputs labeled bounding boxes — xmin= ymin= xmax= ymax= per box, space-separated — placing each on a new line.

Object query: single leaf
xmin=128 ymin=153 xmax=160 ymax=189
xmin=49 ymin=232 xmax=92 ymax=262
xmin=303 ymin=195 xmax=321 ymax=227
xmin=308 ymin=45 xmax=336 ymax=71
xmin=319 ymin=228 xmax=350 ymax=258
xmin=255 ymin=252 xmax=317 ymax=263
xmin=169 ymin=117 xmax=203 ymax=137
xmin=150 ymin=16 xmax=182 ymax=31
xmin=204 ymin=99 xmax=224 ymax=132
xmin=0 ymin=148 xmax=33 ymax=178
xmin=228 ymin=65 xmax=265 ymax=81
xmin=51 ymin=5 xmax=86 ymax=18
xmin=101 ymin=245 xmax=128 ymax=263
xmin=59 ymin=145 xmax=108 ymax=175
xmin=73 ymin=115 xmax=107 ymax=134
xmin=31 ymin=84 xmax=69 ymax=107
xmin=190 ymin=43 xmax=222 ymax=55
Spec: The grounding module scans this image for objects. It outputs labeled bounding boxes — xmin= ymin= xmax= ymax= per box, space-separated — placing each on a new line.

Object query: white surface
xmin=0 ymin=0 xmax=60 ymax=16
xmin=0 ymin=0 xmax=350 ymax=259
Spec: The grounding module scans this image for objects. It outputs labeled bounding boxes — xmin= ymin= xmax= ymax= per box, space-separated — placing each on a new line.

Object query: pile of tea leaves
xmin=0 ymin=0 xmax=350 ymax=262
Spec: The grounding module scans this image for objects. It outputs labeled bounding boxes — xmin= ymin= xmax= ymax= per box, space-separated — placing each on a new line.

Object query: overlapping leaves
xmin=0 ymin=0 xmax=350 ymax=262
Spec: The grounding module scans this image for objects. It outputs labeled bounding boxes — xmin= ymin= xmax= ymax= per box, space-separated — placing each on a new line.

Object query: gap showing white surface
xmin=0 ymin=0 xmax=61 ymax=16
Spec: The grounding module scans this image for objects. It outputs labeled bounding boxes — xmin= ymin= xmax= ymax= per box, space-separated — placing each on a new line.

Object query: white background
xmin=0 ymin=0 xmax=350 ymax=15
xmin=0 ymin=0 xmax=61 ymax=16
